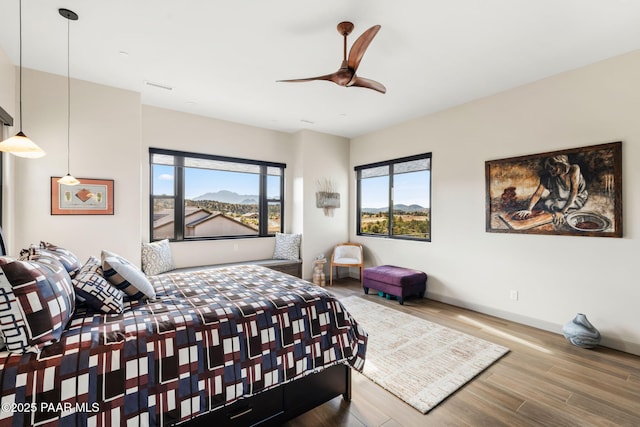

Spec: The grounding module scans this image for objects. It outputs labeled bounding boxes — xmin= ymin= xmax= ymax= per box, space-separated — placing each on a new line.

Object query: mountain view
xmin=362 ymin=204 xmax=428 ymax=213
xmin=192 ymin=190 xmax=258 ymax=205
xmin=182 ymin=191 xmax=281 ymax=234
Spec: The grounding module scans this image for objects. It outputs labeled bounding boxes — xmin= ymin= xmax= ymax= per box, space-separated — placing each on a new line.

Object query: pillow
xmin=273 ymin=233 xmax=301 ymax=261
xmin=141 ymin=239 xmax=174 ymax=275
xmin=73 ymin=256 xmax=124 ymax=314
xmin=0 ymin=256 xmax=75 ymax=354
xmin=20 ymin=241 xmax=82 ymax=279
xmin=101 ymin=250 xmax=155 ymax=301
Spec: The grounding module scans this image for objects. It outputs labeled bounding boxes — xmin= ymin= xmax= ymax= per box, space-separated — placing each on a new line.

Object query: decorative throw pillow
xmin=273 ymin=233 xmax=301 ymax=261
xmin=20 ymin=241 xmax=83 ymax=279
xmin=101 ymin=250 xmax=155 ymax=300
xmin=0 ymin=256 xmax=75 ymax=354
xmin=73 ymin=256 xmax=124 ymax=314
xmin=141 ymin=239 xmax=174 ymax=275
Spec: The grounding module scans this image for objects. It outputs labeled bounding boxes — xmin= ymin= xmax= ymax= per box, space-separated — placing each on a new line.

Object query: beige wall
xmin=4 ymin=69 xmax=141 ymax=264
xmin=291 ymin=130 xmax=350 ymax=279
xmin=141 ymin=108 xmax=350 ymax=275
xmin=2 ymin=44 xmax=638 ymax=354
xmin=350 ymin=49 xmax=640 ymax=354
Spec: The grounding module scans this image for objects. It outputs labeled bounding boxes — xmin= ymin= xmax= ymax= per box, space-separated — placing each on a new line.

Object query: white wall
xmin=4 ymin=45 xmax=638 ymax=354
xmin=350 ymin=50 xmax=640 ymax=355
xmin=291 ymin=130 xmax=350 ymax=279
xmin=140 ymin=111 xmax=351 ymax=278
xmin=7 ymin=69 xmax=141 ymax=264
xmin=141 ymin=105 xmax=297 ymax=268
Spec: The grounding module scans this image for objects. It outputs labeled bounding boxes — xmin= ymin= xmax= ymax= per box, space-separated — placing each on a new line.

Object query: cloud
xmin=158 ymin=174 xmax=173 ymax=181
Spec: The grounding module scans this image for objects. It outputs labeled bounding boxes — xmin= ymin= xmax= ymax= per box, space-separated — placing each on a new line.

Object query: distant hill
xmin=192 ymin=190 xmax=258 ymax=204
xmin=362 ymin=204 xmax=428 ymax=213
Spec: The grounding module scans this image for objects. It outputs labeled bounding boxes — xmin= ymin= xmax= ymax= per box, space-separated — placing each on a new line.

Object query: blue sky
xmin=361 ymin=171 xmax=430 ymax=208
xmin=153 ymin=166 xmax=278 ymax=199
xmin=153 ymin=165 xmax=428 ymax=207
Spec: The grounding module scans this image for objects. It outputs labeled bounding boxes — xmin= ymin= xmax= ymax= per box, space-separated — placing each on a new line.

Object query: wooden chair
xmin=329 ymin=242 xmax=363 ymax=286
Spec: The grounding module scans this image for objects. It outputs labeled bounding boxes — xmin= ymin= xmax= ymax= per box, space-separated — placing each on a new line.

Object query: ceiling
xmin=2 ymin=1 xmax=640 ymax=139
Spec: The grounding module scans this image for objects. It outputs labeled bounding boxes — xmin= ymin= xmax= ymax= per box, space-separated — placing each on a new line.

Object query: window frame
xmin=149 ymin=147 xmax=285 ymax=242
xmin=0 ymin=105 xmax=14 ymax=231
xmin=355 ymin=152 xmax=432 ymax=242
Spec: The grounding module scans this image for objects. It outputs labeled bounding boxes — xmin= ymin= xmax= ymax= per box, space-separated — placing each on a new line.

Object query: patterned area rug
xmin=340 ymin=295 xmax=509 ymax=413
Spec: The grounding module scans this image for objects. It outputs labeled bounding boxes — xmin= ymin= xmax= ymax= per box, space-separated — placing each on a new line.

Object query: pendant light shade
xmin=57 ymin=8 xmax=79 ymax=186
xmin=0 ymin=131 xmax=45 ymax=158
xmin=0 ymin=0 xmax=46 ymax=158
xmin=57 ymin=173 xmax=80 ymax=186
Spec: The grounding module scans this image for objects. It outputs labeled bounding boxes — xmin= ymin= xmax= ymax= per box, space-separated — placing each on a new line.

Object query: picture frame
xmin=51 ymin=177 xmax=114 ymax=215
xmin=485 ymin=142 xmax=622 ymax=237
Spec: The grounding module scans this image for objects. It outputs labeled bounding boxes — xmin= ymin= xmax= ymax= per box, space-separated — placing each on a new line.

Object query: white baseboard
xmin=427 ymin=292 xmax=640 ymax=357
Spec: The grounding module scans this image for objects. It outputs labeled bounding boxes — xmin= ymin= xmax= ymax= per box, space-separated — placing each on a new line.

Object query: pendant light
xmin=0 ymin=0 xmax=46 ymax=158
xmin=57 ymin=8 xmax=80 ymax=186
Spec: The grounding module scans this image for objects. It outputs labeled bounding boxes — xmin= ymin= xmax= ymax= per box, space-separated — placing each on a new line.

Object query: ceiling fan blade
xmin=277 ymin=72 xmax=337 ymax=83
xmin=347 ymin=25 xmax=381 ymax=72
xmin=278 ymin=68 xmax=356 ymax=86
xmin=349 ymin=76 xmax=387 ymax=94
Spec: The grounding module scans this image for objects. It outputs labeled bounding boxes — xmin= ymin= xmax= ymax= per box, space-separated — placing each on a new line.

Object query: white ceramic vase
xmin=562 ymin=313 xmax=601 ymax=348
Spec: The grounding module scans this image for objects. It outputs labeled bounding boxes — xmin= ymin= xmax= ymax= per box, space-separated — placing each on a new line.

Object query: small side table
xmin=312 ymin=259 xmax=326 ymax=286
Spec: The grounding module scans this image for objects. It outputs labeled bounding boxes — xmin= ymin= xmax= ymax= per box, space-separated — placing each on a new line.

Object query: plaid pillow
xmin=0 ymin=256 xmax=75 ymax=354
xmin=101 ymin=250 xmax=155 ymax=301
xmin=73 ymin=256 xmax=124 ymax=314
xmin=20 ymin=241 xmax=82 ymax=279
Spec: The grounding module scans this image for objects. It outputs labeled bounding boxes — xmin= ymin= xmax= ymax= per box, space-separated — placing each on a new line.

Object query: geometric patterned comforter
xmin=0 ymin=265 xmax=367 ymax=426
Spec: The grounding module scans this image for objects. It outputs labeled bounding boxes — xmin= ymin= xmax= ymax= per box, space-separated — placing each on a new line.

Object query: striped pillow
xmin=0 ymin=256 xmax=75 ymax=354
xmin=101 ymin=250 xmax=155 ymax=301
xmin=73 ymin=256 xmax=124 ymax=314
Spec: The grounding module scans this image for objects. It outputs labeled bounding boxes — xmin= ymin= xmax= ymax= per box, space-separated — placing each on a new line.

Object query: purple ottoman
xmin=363 ymin=265 xmax=427 ymax=305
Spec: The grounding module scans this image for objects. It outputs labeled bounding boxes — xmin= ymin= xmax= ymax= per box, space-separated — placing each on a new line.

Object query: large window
xmin=356 ymin=153 xmax=431 ymax=241
xmin=150 ymin=148 xmax=285 ymax=241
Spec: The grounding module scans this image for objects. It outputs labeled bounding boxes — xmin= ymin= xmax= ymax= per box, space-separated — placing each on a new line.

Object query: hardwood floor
xmin=284 ymin=278 xmax=640 ymax=427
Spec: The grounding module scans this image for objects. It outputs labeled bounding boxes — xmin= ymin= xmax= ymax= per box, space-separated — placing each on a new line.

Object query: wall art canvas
xmin=51 ymin=177 xmax=114 ymax=215
xmin=485 ymin=142 xmax=621 ymax=237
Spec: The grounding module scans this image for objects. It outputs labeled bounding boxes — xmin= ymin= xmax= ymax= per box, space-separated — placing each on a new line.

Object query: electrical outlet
xmin=233 ymin=243 xmax=239 ymax=251
xmin=509 ymin=290 xmax=519 ymax=301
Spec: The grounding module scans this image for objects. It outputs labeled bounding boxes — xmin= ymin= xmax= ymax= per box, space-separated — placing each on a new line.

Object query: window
xmin=356 ymin=153 xmax=431 ymax=241
xmin=150 ymin=148 xmax=285 ymax=241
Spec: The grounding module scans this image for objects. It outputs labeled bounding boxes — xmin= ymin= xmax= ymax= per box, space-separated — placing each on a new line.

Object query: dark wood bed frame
xmin=181 ymin=363 xmax=351 ymax=426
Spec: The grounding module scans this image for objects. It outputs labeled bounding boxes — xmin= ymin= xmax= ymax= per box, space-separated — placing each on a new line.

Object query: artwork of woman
xmin=515 ymin=154 xmax=588 ymax=225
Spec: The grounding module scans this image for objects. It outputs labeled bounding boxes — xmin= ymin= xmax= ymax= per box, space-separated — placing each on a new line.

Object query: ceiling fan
xmin=278 ymin=21 xmax=386 ymax=94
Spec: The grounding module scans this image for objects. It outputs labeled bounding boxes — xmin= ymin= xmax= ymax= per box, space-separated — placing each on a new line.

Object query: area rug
xmin=340 ymin=295 xmax=509 ymax=413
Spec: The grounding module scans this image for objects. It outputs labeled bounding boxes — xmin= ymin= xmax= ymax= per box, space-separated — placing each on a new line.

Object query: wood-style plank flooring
xmin=284 ymin=278 xmax=640 ymax=427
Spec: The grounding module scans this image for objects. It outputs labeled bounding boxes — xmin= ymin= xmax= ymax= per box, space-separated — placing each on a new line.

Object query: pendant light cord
xmin=18 ymin=0 xmax=23 ymax=132
xmin=66 ymin=16 xmax=71 ymax=175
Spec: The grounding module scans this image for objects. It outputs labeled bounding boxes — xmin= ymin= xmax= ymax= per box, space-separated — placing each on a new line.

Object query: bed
xmin=0 ymin=257 xmax=367 ymax=426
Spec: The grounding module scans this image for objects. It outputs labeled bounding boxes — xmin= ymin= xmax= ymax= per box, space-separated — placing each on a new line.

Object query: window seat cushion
xmin=165 ymin=258 xmax=302 ymax=278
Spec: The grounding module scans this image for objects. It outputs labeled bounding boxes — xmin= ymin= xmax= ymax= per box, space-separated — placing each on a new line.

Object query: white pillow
xmin=101 ymin=250 xmax=155 ymax=300
xmin=273 ymin=233 xmax=301 ymax=261
xmin=141 ymin=239 xmax=174 ymax=275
